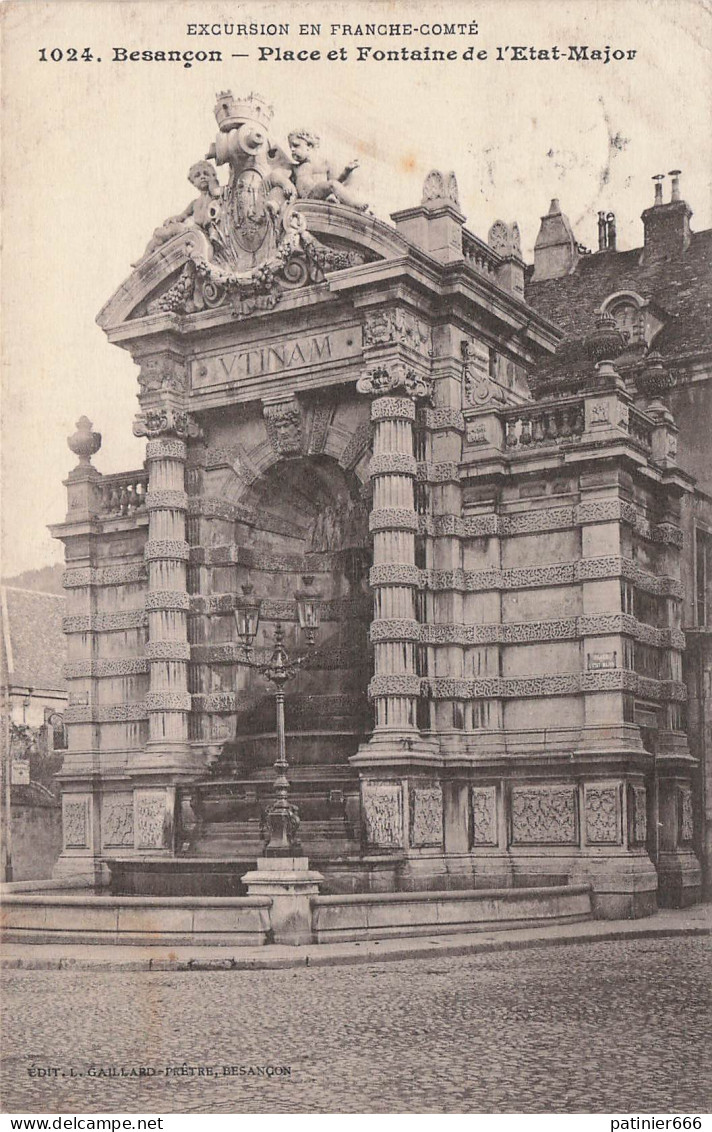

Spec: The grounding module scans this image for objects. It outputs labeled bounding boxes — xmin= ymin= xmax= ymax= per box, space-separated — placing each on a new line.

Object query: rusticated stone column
xmin=356 ymin=364 xmax=433 ymax=743
xmin=133 ymin=409 xmax=198 ymax=767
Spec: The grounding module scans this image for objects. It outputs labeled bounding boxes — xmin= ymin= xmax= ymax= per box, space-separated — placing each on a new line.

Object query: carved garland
xmin=145 ymin=691 xmax=192 ymax=712
xmin=368 ymin=509 xmax=419 ymax=533
xmin=145 ymin=438 xmax=188 ymax=461
xmin=369 ymin=453 xmax=418 ymax=477
xmin=63 ymin=563 xmax=147 ymax=588
xmin=63 ymin=658 xmax=148 ymax=678
xmin=418 ymin=408 xmax=465 ymax=432
xmin=145 ymin=641 xmax=191 ymax=661
xmin=144 ymin=540 xmax=191 ymax=561
xmin=64 ymin=703 xmax=148 ymax=723
xmin=369 ymin=615 xmax=685 ymax=650
xmin=145 ymin=490 xmax=189 ymax=512
xmin=418 ymin=558 xmax=683 ymax=596
xmin=62 ymin=610 xmax=148 ymax=633
xmin=409 ymin=501 xmax=683 ymax=545
xmin=424 ymin=673 xmax=686 ymax=701
xmin=145 ymin=591 xmax=190 ymax=613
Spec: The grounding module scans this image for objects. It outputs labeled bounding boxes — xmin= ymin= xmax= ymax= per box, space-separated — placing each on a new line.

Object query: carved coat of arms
xmin=141 ymin=91 xmax=363 ymax=319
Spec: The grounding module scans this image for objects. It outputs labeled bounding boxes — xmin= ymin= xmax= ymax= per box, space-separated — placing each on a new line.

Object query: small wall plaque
xmin=587 ymin=651 xmax=617 ymax=670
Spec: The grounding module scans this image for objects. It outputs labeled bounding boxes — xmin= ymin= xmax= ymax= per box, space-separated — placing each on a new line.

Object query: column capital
xmin=133 ymin=408 xmax=202 ymax=441
xmin=357 ymin=362 xmax=432 ymax=402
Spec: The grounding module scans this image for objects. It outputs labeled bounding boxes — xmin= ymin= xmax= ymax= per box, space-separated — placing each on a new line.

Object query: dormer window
xmin=608 ymin=300 xmax=643 ymax=344
xmin=601 ymin=291 xmax=663 ymax=349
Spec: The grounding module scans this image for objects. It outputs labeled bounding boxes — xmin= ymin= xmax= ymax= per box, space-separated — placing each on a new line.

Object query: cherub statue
xmin=288 ymin=130 xmax=369 ymax=211
xmin=137 ymin=161 xmax=222 ymax=262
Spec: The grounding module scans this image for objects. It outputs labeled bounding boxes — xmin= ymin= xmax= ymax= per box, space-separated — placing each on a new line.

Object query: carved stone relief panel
xmin=135 ymin=789 xmax=169 ymax=850
xmin=102 ymin=793 xmax=135 ymax=849
xmin=410 ymin=784 xmax=443 ymax=848
xmin=584 ymin=784 xmax=622 ymax=845
xmin=63 ymin=795 xmax=91 ymax=850
xmin=629 ymin=785 xmax=648 ymax=845
xmin=362 ymin=308 xmax=431 ymax=355
xmin=362 ymin=780 xmax=404 ymax=848
xmin=510 ymin=786 xmax=578 ymax=845
xmin=471 ymin=786 xmax=498 ymax=847
xmin=678 ymin=786 xmax=694 ymax=844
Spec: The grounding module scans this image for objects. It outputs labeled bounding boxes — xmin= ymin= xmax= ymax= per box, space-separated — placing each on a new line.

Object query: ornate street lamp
xmin=234 ymin=584 xmax=261 ymax=658
xmin=295 ymin=574 xmax=321 ymax=645
xmin=233 ymin=577 xmax=322 ymax=856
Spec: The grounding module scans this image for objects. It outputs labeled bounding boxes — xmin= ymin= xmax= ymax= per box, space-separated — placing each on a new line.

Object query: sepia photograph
xmin=0 ymin=0 xmax=710 ymax=1117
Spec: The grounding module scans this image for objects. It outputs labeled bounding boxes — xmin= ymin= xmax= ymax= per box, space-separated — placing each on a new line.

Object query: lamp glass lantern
xmin=234 ymin=584 xmax=261 ymax=650
xmin=295 ymin=575 xmax=322 ymax=645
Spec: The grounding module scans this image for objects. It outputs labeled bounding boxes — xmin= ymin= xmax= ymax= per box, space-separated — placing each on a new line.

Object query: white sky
xmin=2 ymin=0 xmax=710 ymax=576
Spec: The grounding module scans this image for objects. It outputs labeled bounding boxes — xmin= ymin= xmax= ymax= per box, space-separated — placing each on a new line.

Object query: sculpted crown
xmin=214 ymin=90 xmax=274 ymax=133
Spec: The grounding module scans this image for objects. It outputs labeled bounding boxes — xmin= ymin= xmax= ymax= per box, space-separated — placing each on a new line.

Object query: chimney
xmin=532 ymin=199 xmax=579 ymax=280
xmin=597 ymin=211 xmax=617 ymax=252
xmin=597 ymin=211 xmax=607 ymax=251
xmin=642 ymin=170 xmax=692 ymax=262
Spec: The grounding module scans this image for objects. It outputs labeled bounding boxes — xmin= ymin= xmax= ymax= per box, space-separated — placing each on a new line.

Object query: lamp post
xmin=234 ymin=580 xmax=321 ymax=856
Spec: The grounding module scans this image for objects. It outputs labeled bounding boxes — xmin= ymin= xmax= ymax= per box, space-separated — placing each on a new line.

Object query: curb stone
xmin=1 ymin=913 xmax=709 ymax=972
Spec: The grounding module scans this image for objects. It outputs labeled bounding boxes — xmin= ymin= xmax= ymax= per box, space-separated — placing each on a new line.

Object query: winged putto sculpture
xmin=137 ymin=92 xmax=366 ymax=318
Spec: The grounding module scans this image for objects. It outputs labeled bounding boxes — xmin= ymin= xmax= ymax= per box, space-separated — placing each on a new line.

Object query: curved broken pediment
xmin=96 ymin=200 xmax=410 ymax=335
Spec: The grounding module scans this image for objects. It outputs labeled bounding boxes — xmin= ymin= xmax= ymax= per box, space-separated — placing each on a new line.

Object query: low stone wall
xmin=0 ymin=883 xmax=593 ymax=946
xmin=311 ymin=884 xmax=593 ymax=943
xmin=0 ymin=894 xmax=272 ymax=946
xmin=11 ymin=804 xmax=62 ymax=881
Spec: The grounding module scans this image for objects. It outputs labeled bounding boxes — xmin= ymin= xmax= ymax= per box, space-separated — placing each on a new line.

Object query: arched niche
xmin=218 ymin=454 xmax=374 ymax=779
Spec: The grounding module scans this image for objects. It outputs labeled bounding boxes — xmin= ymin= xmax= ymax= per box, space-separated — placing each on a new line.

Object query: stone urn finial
xmin=585 ymin=310 xmax=627 ymax=368
xmin=68 ymin=416 xmax=102 ymax=466
xmin=636 ymin=351 xmax=676 ymax=399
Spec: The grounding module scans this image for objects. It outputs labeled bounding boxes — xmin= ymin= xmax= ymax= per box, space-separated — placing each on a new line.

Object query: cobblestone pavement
xmin=1 ymin=937 xmax=710 ymax=1113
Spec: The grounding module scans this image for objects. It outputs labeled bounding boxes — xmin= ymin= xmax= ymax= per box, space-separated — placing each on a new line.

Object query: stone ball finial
xmin=68 ymin=416 xmax=102 ymax=465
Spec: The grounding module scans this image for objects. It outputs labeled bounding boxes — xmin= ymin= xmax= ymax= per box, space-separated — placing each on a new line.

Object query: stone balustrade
xmin=502 ymin=398 xmax=585 ymax=448
xmin=99 ymin=470 xmax=149 ymax=517
xmin=627 ymin=407 xmax=654 ymax=454
xmin=462 ymin=230 xmax=498 ymax=276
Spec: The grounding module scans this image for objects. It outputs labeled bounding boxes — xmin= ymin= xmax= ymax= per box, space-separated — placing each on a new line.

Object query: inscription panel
xmin=191 ymin=327 xmax=361 ymax=392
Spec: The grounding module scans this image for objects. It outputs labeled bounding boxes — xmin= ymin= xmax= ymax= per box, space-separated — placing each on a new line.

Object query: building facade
xmin=1 ymin=585 xmax=68 ymax=879
xmin=526 ymin=174 xmax=712 ymax=900
xmin=50 ymin=94 xmax=705 ymax=916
